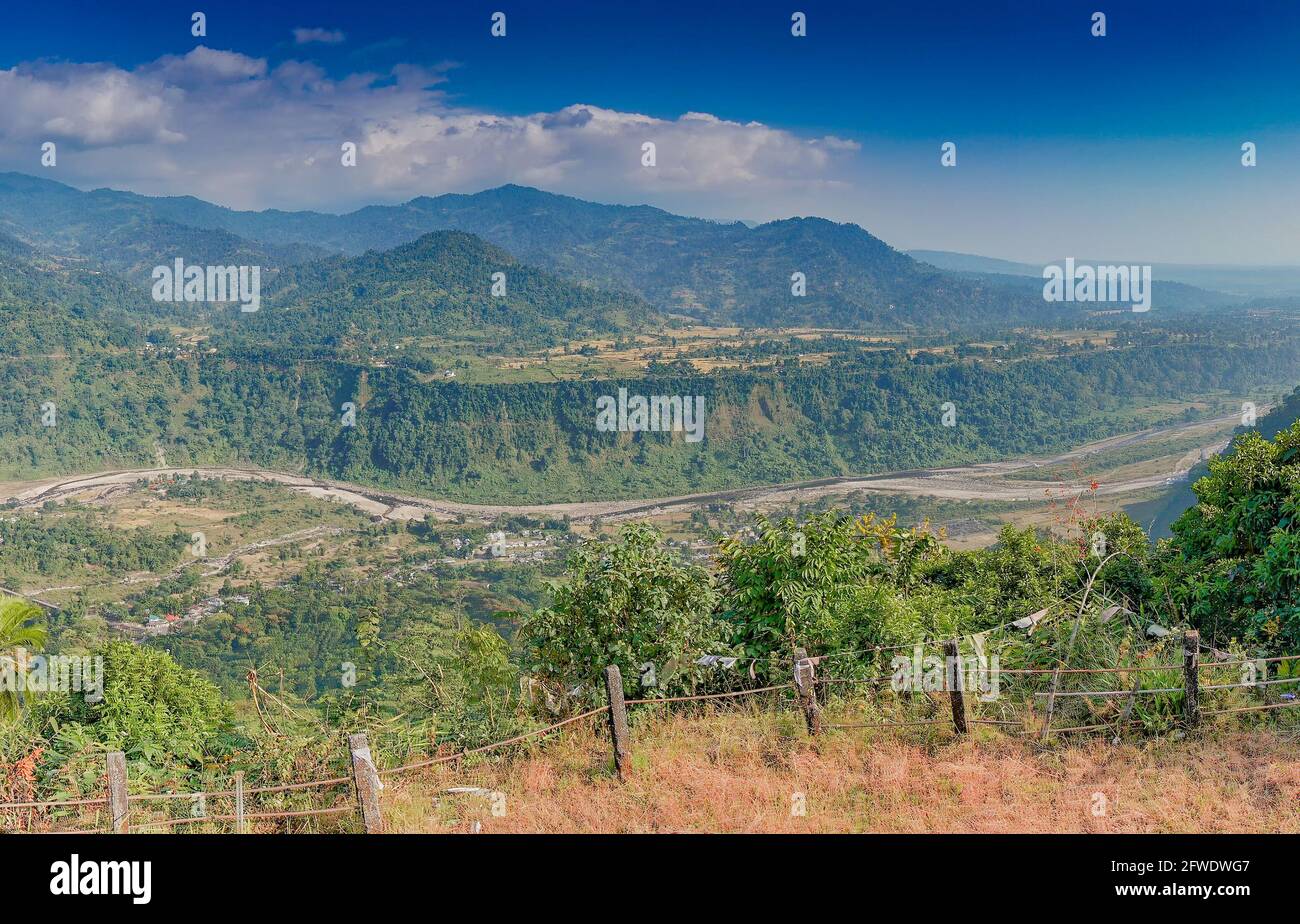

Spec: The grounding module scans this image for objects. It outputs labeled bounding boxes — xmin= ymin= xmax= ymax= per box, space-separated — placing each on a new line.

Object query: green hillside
xmin=2 ymin=340 xmax=1296 ymax=502
xmin=239 ymin=230 xmax=654 ymax=352
xmin=0 ymin=174 xmax=1232 ymax=331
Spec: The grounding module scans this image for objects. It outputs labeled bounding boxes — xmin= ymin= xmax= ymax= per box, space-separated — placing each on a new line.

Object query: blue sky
xmin=0 ymin=0 xmax=1296 ymax=263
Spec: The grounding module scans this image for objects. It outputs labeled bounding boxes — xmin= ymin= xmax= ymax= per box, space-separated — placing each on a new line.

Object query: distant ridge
xmin=909 ymin=248 xmax=1300 ymax=300
xmin=0 ymin=172 xmax=1251 ymax=328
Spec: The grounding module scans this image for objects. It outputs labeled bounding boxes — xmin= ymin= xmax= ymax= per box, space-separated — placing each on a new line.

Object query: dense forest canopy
xmin=0 ymin=338 xmax=1295 ymax=501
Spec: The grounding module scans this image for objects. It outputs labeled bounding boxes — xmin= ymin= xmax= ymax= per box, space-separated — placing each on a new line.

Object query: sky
xmin=0 ymin=0 xmax=1297 ymax=263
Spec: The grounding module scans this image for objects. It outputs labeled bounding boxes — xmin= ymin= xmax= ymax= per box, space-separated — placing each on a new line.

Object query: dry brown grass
xmin=380 ymin=705 xmax=1300 ymax=834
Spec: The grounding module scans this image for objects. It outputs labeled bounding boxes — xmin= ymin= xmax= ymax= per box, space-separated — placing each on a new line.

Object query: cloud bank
xmin=0 ymin=46 xmax=858 ymax=214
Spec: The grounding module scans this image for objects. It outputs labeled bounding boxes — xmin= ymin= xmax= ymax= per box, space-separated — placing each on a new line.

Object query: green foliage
xmin=1161 ymin=421 xmax=1300 ymax=650
xmin=4 ymin=333 xmax=1296 ymax=501
xmin=924 ymin=525 xmax=1074 ymax=628
xmin=1082 ymin=512 xmax=1157 ymax=610
xmin=0 ymin=232 xmax=157 ymax=356
xmin=0 ymin=598 xmax=47 ymax=722
xmin=309 ymin=615 xmax=529 ymax=753
xmin=234 ymin=230 xmax=651 ymax=355
xmin=29 ymin=641 xmax=232 ymax=777
xmin=717 ymin=512 xmax=876 ymax=664
xmin=520 ymin=523 xmax=724 ymax=700
xmin=158 ymin=564 xmax=366 ymax=701
xmin=0 ymin=513 xmax=188 ymax=584
xmin=421 ymin=622 xmax=524 ymax=747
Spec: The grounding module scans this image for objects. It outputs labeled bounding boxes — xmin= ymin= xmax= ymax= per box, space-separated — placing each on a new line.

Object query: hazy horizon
xmin=12 ymin=169 xmax=1300 ymax=274
xmin=1 ymin=0 xmax=1297 ymax=264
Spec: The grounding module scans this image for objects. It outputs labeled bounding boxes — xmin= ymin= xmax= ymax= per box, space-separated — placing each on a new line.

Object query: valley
xmin=0 ymin=169 xmax=1296 ymax=842
xmin=0 ymin=405 xmax=1249 ymax=638
xmin=0 ymin=406 xmax=1245 ymax=525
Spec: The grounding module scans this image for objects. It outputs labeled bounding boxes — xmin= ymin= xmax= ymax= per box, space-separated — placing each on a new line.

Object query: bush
xmin=1159 ymin=421 xmax=1300 ymax=650
xmin=716 ymin=512 xmax=877 ymax=671
xmin=28 ymin=640 xmax=233 ymax=781
xmin=520 ymin=523 xmax=724 ymax=703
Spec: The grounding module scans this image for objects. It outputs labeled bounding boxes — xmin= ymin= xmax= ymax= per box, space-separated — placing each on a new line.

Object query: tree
xmin=0 ymin=598 xmax=46 ymax=721
xmin=716 ymin=512 xmax=877 ymax=667
xmin=520 ymin=523 xmax=723 ymax=702
xmin=1158 ymin=421 xmax=1300 ymax=650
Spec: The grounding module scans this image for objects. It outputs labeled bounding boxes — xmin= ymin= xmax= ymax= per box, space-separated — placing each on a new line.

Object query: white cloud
xmin=293 ymin=27 xmax=346 ymax=45
xmin=150 ymin=46 xmax=268 ymax=84
xmin=0 ymin=63 xmax=181 ymax=146
xmin=0 ymin=46 xmax=858 ymax=214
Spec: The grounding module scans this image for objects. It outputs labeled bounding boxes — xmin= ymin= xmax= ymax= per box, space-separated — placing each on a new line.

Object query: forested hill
xmin=0 ymin=231 xmax=170 ymax=354
xmin=236 ymin=230 xmax=655 ymax=352
xmin=0 ymin=173 xmax=1234 ymax=330
xmin=912 ymin=267 xmax=1233 ymax=312
xmin=2 ymin=340 xmax=1296 ymax=502
xmin=0 ymin=175 xmax=653 ymax=356
xmin=911 ymin=249 xmax=1300 ymax=301
xmin=0 ymin=173 xmax=326 ymax=286
xmin=157 ymin=182 xmax=1228 ymax=326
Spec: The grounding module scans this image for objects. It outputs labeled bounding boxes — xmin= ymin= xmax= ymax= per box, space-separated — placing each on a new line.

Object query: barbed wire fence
xmin=4 ymin=629 xmax=1298 ymax=834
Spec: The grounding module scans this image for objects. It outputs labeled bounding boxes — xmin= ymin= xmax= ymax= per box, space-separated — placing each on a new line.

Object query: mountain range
xmin=0 ymin=172 xmax=1246 ymax=339
xmin=909 ymin=250 xmax=1300 ymax=301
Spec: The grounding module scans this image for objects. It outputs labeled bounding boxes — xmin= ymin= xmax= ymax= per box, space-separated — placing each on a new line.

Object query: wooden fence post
xmin=1183 ymin=630 xmax=1200 ymax=729
xmin=1259 ymin=659 xmax=1275 ymax=706
xmin=792 ymin=647 xmax=822 ymax=736
xmin=106 ymin=751 xmax=129 ymax=834
xmin=1113 ymin=674 xmax=1141 ymax=745
xmin=603 ymin=665 xmax=630 ymax=780
xmin=233 ymin=770 xmax=246 ymax=834
xmin=943 ymin=639 xmax=968 ymax=736
xmin=348 ymin=733 xmax=384 ymax=833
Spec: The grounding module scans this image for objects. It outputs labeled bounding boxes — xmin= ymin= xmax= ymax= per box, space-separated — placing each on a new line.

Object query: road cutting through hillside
xmin=0 ymin=412 xmax=1244 ymax=525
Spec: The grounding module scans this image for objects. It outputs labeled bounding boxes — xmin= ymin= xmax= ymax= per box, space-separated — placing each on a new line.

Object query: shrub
xmin=520 ymin=523 xmax=724 ymax=703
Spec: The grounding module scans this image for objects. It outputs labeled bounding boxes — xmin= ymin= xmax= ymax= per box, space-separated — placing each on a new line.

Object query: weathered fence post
xmin=943 ymin=639 xmax=968 ymax=736
xmin=233 ymin=770 xmax=246 ymax=834
xmin=348 ymin=733 xmax=384 ymax=833
xmin=106 ymin=751 xmax=129 ymax=834
xmin=792 ymin=647 xmax=822 ymax=736
xmin=1183 ymin=630 xmax=1200 ymax=729
xmin=1114 ymin=674 xmax=1141 ymax=745
xmin=603 ymin=665 xmax=630 ymax=780
xmin=1259 ymin=659 xmax=1275 ymax=706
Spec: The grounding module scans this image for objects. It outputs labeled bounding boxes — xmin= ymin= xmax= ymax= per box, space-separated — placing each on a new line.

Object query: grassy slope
xmin=381 ymin=705 xmax=1300 ymax=833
